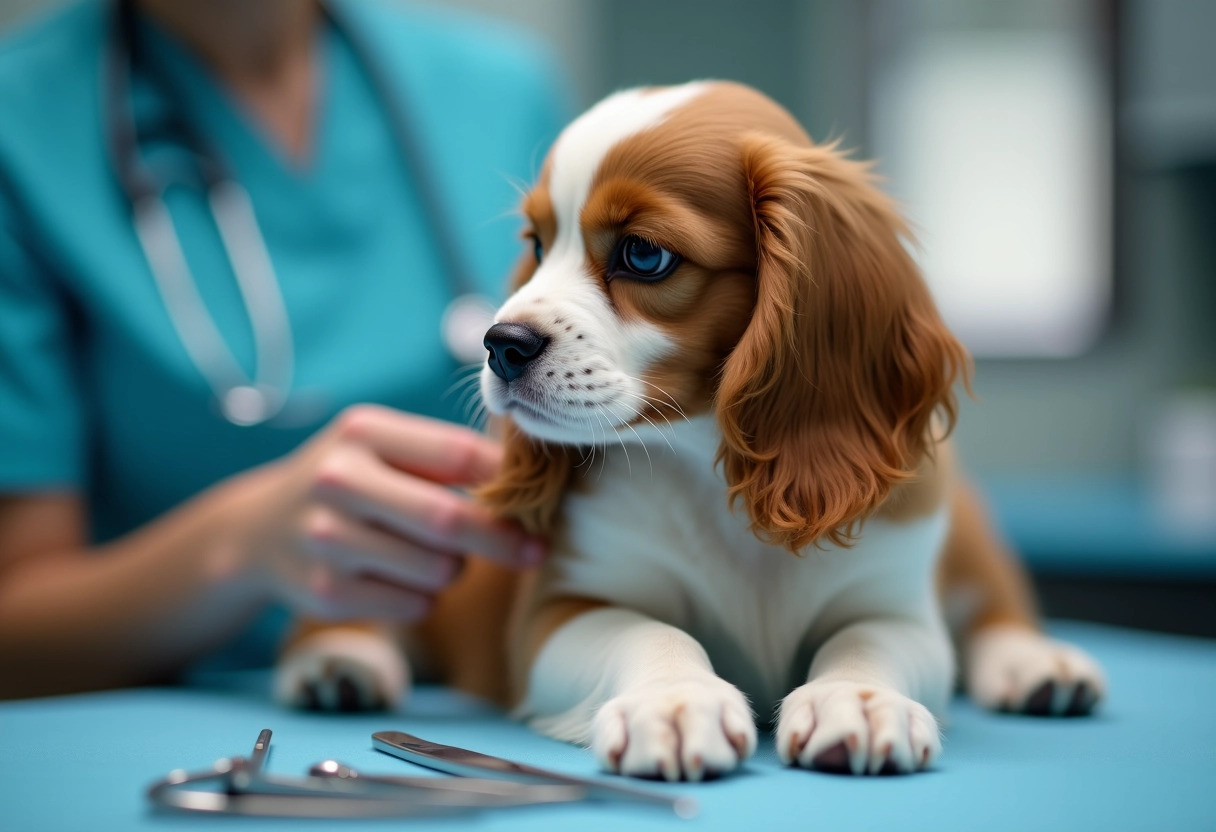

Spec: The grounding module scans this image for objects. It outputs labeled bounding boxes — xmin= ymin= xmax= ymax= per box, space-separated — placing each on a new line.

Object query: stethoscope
xmin=103 ymin=0 xmax=496 ymax=427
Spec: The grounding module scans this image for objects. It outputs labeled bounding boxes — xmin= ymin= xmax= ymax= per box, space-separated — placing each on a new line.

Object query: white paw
xmin=274 ymin=627 xmax=410 ymax=712
xmin=777 ymin=681 xmax=941 ymax=775
xmin=591 ymin=676 xmax=756 ymax=781
xmin=966 ymin=625 xmax=1105 ymax=716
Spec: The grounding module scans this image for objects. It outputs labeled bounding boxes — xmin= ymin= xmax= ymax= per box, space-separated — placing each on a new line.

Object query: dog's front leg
xmin=777 ymin=615 xmax=953 ymax=775
xmin=517 ymin=605 xmax=756 ymax=781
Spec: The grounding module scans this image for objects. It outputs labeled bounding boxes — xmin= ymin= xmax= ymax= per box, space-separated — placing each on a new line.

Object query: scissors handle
xmin=371 ymin=730 xmax=697 ymax=818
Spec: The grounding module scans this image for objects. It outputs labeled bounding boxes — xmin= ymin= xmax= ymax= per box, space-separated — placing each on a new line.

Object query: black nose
xmin=484 ymin=322 xmax=549 ymax=383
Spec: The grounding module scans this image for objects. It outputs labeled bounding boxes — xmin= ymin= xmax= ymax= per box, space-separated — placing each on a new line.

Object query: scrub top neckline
xmin=132 ymin=10 xmax=337 ymax=189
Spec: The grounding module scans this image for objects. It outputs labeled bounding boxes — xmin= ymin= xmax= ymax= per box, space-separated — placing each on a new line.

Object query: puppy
xmin=275 ymin=82 xmax=1105 ymax=780
xmin=472 ymin=81 xmax=1105 ymax=779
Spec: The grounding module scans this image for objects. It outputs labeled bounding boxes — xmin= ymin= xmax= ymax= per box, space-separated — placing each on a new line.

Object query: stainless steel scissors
xmin=146 ymin=728 xmax=587 ymax=818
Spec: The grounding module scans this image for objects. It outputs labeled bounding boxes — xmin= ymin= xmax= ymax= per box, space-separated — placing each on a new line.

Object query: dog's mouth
xmin=506 ymin=398 xmax=562 ymax=426
xmin=481 ymin=375 xmax=592 ymax=442
xmin=481 ymin=368 xmax=646 ymax=446
xmin=510 ymin=391 xmax=621 ymax=443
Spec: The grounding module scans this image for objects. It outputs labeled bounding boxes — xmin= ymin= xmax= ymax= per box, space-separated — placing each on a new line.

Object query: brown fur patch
xmin=519 ymin=180 xmax=556 ymax=274
xmin=474 ymin=420 xmax=578 ymax=535
xmin=936 ymin=481 xmax=1039 ymax=636
xmin=415 ymin=557 xmax=521 ymax=705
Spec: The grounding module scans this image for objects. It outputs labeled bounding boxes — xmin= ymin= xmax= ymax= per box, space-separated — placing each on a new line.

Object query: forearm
xmin=0 ymin=479 xmax=267 ymax=699
xmin=809 ymin=614 xmax=954 ymax=715
xmin=517 ymin=606 xmax=715 ymax=743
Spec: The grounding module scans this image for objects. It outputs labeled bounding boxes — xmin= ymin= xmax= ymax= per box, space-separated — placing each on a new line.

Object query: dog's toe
xmin=591 ymin=676 xmax=756 ymax=781
xmin=777 ymin=681 xmax=940 ymax=775
xmin=966 ymin=625 xmax=1106 ymax=717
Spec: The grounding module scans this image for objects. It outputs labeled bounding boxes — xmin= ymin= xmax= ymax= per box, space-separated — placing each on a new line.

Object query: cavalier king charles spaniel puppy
xmin=472 ymin=81 xmax=1105 ymax=779
xmin=277 ymin=81 xmax=1104 ymax=781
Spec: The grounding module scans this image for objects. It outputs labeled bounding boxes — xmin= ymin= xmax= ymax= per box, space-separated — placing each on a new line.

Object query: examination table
xmin=1 ymin=621 xmax=1213 ymax=832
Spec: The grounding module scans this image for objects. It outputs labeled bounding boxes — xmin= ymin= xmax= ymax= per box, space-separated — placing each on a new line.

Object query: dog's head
xmin=478 ymin=82 xmax=968 ymax=549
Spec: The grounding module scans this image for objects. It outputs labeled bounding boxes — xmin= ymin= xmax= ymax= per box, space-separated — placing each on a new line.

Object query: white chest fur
xmin=541 ymin=417 xmax=949 ymax=710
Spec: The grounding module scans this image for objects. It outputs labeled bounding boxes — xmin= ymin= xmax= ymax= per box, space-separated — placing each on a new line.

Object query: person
xmin=0 ymin=0 xmax=566 ymax=699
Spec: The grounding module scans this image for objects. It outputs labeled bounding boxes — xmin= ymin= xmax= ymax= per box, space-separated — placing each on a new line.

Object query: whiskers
xmin=611 ymin=403 xmax=654 ymax=477
xmin=615 ymin=374 xmax=687 ymax=458
xmin=571 ymin=375 xmax=687 ymax=480
xmin=573 ymin=402 xmax=610 ymax=479
xmin=444 ymin=363 xmax=491 ymax=432
xmin=596 ymin=400 xmax=637 ymax=479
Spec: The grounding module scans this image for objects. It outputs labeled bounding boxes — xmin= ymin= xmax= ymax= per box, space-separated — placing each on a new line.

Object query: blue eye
xmin=615 ymin=236 xmax=679 ymax=281
xmin=530 ymin=235 xmax=543 ymax=264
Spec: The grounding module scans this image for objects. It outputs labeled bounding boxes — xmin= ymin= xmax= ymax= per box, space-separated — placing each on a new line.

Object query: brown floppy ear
xmin=475 ymin=420 xmax=574 ymax=535
xmin=717 ymin=135 xmax=970 ymax=551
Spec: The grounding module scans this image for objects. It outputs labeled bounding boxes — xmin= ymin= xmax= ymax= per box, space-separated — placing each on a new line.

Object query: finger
xmin=301 ymin=507 xmax=463 ymax=593
xmin=294 ymin=563 xmax=433 ymax=622
xmin=332 ymin=405 xmax=503 ymax=485
xmin=318 ymin=454 xmax=545 ymax=567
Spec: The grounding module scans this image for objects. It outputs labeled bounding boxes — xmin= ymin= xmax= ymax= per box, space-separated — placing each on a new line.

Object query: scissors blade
xmin=248 ymin=729 xmax=272 ymax=773
xmin=371 ymin=730 xmax=697 ymax=818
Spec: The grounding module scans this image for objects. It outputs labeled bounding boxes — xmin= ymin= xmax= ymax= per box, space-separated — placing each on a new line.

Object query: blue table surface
xmin=2 ymin=621 xmax=1214 ymax=832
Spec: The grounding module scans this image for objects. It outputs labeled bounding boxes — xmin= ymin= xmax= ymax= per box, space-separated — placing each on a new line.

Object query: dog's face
xmin=478 ymin=82 xmax=968 ymax=549
xmin=479 ymin=83 xmax=773 ymax=444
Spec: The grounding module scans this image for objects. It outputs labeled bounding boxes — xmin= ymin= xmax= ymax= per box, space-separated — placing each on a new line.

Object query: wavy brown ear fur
xmin=475 ymin=420 xmax=575 ymax=535
xmin=717 ymin=134 xmax=970 ymax=551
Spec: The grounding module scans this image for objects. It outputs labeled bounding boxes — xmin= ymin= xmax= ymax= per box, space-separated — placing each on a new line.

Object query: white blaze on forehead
xmin=547 ymin=83 xmax=710 ymax=258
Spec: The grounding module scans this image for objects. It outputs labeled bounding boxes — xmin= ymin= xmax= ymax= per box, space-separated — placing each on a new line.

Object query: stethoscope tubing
xmin=131 ymin=182 xmax=294 ymax=425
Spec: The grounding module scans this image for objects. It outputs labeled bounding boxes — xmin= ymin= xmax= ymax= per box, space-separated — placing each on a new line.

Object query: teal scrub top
xmin=0 ymin=1 xmax=567 ymax=544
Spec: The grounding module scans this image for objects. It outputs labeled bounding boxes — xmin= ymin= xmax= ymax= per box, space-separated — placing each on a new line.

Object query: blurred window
xmin=869 ymin=0 xmax=1114 ymax=357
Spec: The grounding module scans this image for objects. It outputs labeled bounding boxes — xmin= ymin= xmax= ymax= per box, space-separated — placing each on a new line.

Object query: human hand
xmin=229 ymin=405 xmax=545 ymax=622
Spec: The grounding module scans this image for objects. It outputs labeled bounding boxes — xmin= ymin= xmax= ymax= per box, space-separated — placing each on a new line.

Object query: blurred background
xmin=3 ymin=0 xmax=1213 ymax=634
